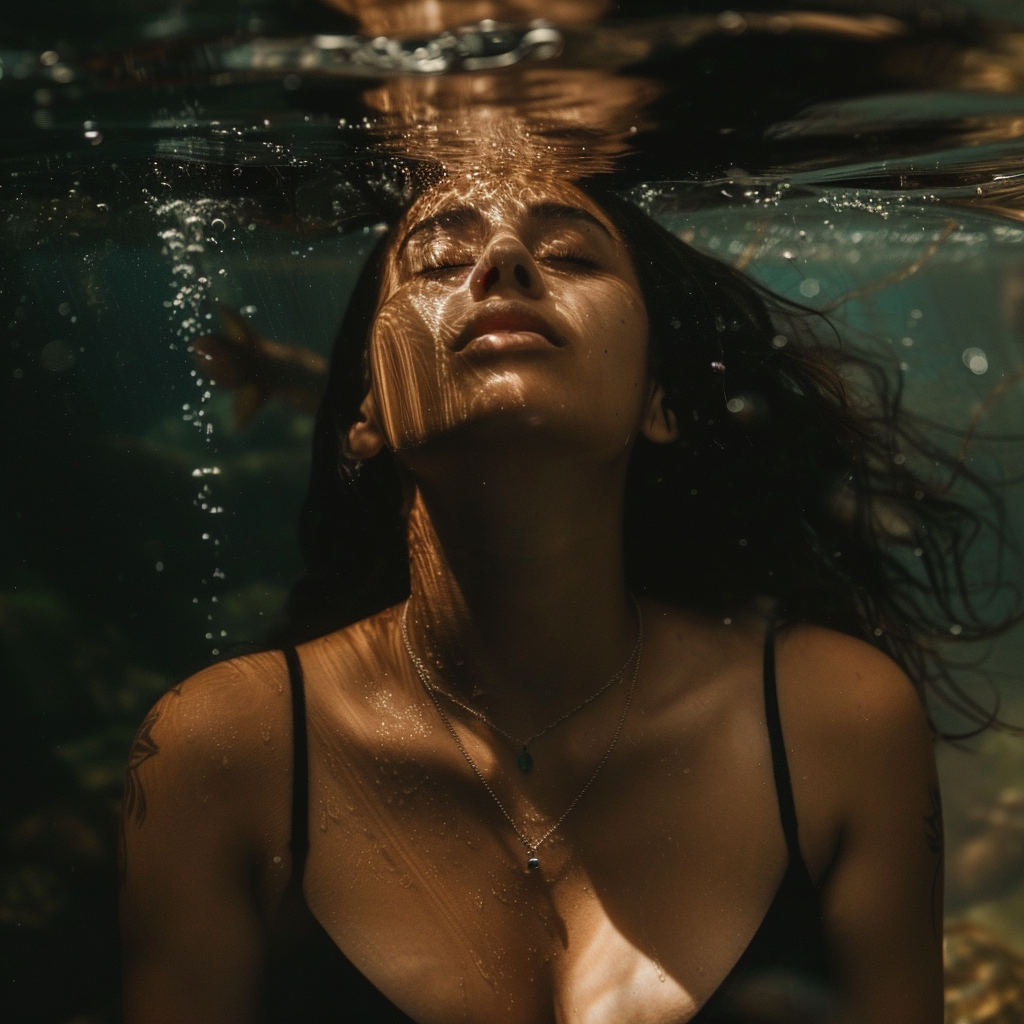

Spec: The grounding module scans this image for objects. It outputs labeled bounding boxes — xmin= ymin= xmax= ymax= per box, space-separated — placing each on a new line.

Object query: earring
xmin=338 ymin=454 xmax=363 ymax=482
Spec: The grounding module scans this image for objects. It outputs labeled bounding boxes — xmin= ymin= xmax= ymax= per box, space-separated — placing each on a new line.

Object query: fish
xmin=190 ymin=304 xmax=329 ymax=429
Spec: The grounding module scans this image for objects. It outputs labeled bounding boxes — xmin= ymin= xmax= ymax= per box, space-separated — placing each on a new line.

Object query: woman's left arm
xmin=782 ymin=628 xmax=944 ymax=1024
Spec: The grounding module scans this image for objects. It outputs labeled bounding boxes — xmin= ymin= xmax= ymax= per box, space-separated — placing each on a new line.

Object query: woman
xmin=120 ymin=171 xmax=990 ymax=1023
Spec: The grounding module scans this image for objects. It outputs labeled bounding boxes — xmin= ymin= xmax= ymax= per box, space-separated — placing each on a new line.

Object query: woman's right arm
xmin=119 ymin=659 xmax=290 ymax=1024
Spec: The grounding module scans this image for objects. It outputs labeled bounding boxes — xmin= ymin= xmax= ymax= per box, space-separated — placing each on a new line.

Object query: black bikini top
xmin=265 ymin=627 xmax=833 ymax=1023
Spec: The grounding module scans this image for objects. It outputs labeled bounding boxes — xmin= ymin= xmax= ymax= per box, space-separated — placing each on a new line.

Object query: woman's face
xmin=359 ymin=176 xmax=659 ymax=464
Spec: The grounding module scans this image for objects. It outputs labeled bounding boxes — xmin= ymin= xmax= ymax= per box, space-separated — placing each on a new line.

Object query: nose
xmin=469 ymin=235 xmax=545 ymax=301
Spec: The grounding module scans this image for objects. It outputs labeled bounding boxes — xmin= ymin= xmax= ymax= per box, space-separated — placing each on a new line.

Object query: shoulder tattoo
xmin=924 ymin=783 xmax=944 ymax=939
xmin=119 ymin=685 xmax=181 ymax=884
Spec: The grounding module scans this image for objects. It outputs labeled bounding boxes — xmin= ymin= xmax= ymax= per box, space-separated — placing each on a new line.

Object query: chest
xmin=293 ymin=706 xmax=794 ymax=1024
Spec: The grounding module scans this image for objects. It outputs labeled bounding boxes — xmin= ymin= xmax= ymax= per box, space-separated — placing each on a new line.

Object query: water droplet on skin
xmin=798 ymin=278 xmax=820 ymax=298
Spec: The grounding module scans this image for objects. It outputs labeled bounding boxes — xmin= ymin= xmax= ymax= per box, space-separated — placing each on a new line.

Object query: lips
xmin=452 ymin=303 xmax=564 ymax=353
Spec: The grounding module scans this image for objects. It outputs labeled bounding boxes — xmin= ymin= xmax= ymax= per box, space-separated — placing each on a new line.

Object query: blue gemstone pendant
xmin=517 ymin=747 xmax=534 ymax=773
xmin=527 ymin=856 xmax=540 ymax=870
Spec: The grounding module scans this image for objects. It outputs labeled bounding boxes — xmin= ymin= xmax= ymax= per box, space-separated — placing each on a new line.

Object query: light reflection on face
xmin=365 ymin=176 xmax=650 ymax=464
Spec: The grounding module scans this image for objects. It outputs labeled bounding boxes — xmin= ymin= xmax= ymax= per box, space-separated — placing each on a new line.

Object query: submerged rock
xmin=945 ymin=919 xmax=1024 ymax=1024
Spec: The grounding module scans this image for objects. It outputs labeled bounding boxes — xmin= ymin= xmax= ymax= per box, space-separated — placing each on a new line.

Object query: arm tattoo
xmin=119 ymin=685 xmax=181 ymax=885
xmin=924 ymin=783 xmax=944 ymax=940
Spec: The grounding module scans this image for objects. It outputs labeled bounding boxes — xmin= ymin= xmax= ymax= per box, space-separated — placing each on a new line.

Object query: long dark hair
xmin=285 ymin=183 xmax=1022 ymax=737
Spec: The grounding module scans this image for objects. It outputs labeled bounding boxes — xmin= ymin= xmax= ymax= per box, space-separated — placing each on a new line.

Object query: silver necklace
xmin=399 ymin=600 xmax=643 ymax=872
xmin=403 ymin=601 xmax=641 ymax=774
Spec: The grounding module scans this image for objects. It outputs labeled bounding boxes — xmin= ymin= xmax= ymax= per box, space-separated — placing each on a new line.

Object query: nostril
xmin=481 ymin=266 xmax=500 ymax=291
xmin=514 ymin=264 xmax=530 ymax=288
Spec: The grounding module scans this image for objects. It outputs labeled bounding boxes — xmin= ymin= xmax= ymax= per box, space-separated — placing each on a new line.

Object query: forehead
xmin=393 ymin=176 xmax=620 ymax=251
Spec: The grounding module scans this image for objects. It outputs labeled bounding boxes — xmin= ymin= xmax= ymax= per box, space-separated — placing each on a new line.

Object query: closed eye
xmin=539 ymin=251 xmax=600 ymax=270
xmin=417 ymin=262 xmax=474 ymax=277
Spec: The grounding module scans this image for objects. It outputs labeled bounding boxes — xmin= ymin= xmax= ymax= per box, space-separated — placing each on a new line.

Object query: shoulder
xmin=126 ymin=651 xmax=294 ymax=833
xmin=136 ymin=650 xmax=291 ymax=758
xmin=773 ymin=623 xmax=932 ymax=751
xmin=771 ymin=625 xmax=937 ymax=873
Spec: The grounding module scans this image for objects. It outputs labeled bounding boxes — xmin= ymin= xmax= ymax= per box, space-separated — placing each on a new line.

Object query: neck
xmin=403 ymin=448 xmax=638 ymax=714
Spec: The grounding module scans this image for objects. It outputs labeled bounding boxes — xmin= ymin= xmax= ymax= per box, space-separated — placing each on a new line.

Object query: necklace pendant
xmin=527 ymin=856 xmax=540 ymax=871
xmin=517 ymin=747 xmax=534 ymax=774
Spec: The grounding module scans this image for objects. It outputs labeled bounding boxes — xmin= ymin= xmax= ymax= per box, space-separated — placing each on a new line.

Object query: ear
xmin=346 ymin=391 xmax=386 ymax=461
xmin=639 ymin=384 xmax=680 ymax=444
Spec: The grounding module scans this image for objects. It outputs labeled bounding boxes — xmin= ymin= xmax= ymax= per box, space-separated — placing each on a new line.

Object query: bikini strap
xmin=283 ymin=646 xmax=310 ymax=874
xmin=762 ymin=624 xmax=803 ymax=865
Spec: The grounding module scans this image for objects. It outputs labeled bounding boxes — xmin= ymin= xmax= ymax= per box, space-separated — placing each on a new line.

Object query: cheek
xmin=369 ymin=300 xmax=440 ymax=446
xmin=366 ymin=288 xmax=471 ymax=446
xmin=569 ymin=281 xmax=649 ymax=379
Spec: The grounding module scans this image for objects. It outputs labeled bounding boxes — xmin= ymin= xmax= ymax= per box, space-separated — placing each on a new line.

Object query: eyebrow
xmin=526 ymin=202 xmax=614 ymax=239
xmin=397 ymin=206 xmax=481 ymax=255
xmin=397 ymin=200 xmax=613 ymax=254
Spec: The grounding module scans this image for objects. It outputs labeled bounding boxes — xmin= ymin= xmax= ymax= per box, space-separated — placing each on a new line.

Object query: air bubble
xmin=40 ymin=340 xmax=75 ymax=371
xmin=962 ymin=347 xmax=988 ymax=375
xmin=798 ymin=279 xmax=820 ymax=298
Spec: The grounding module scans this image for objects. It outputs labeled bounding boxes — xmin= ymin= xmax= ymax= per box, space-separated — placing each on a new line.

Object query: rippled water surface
xmin=4 ymin=3 xmax=1024 ymax=1021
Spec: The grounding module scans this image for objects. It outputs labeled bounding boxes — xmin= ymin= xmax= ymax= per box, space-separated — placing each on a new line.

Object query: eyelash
xmin=540 ymin=249 xmax=600 ymax=270
xmin=416 ymin=250 xmax=599 ymax=276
